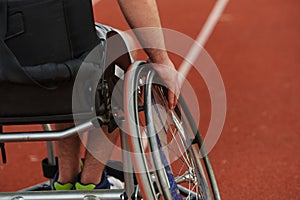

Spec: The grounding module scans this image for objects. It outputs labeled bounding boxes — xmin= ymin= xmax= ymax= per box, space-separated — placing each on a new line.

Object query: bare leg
xmin=80 ymin=126 xmax=119 ymax=184
xmin=55 ymin=123 xmax=81 ymax=184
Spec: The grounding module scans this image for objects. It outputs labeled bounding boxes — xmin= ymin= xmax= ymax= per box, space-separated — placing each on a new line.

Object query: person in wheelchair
xmin=0 ymin=0 xmax=179 ymax=191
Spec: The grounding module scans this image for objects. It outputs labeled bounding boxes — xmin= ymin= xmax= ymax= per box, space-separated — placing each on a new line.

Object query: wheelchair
xmin=0 ymin=24 xmax=221 ymax=200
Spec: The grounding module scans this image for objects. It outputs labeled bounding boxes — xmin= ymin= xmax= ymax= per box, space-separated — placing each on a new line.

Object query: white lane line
xmin=178 ymin=0 xmax=229 ymax=85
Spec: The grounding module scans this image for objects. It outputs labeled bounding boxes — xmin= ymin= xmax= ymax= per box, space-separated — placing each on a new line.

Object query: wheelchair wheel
xmin=145 ymin=77 xmax=220 ymax=200
xmin=124 ymin=62 xmax=220 ymax=200
xmin=143 ymin=69 xmax=221 ymax=200
xmin=124 ymin=61 xmax=159 ymax=200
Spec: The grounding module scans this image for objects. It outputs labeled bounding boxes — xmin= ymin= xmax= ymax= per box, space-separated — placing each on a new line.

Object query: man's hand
xmin=150 ymin=58 xmax=180 ymax=109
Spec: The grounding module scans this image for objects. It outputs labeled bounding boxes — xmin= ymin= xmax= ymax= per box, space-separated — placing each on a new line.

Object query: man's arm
xmin=117 ymin=0 xmax=179 ymax=109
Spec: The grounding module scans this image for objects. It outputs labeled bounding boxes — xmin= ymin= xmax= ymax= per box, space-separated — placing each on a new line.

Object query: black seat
xmin=0 ymin=24 xmax=133 ymax=125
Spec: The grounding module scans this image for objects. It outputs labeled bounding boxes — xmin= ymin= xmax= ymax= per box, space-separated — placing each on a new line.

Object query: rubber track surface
xmin=0 ymin=1 xmax=299 ymax=199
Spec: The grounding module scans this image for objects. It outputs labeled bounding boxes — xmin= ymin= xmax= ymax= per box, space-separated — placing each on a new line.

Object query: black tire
xmin=143 ymin=68 xmax=220 ymax=200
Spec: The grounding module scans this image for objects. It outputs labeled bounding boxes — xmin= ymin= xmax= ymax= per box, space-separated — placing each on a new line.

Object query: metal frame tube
xmin=120 ymin=120 xmax=135 ymax=199
xmin=0 ymin=189 xmax=125 ymax=200
xmin=42 ymin=124 xmax=56 ymax=164
xmin=0 ymin=120 xmax=96 ymax=142
xmin=42 ymin=124 xmax=56 ymax=190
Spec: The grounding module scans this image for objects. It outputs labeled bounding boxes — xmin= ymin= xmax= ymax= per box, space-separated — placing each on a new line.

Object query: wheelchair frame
xmin=0 ymin=120 xmax=135 ymax=200
xmin=0 ymin=62 xmax=221 ymax=200
xmin=0 ymin=23 xmax=221 ymax=199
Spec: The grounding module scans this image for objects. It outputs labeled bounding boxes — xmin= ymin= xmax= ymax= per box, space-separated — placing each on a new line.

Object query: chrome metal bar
xmin=46 ymin=140 xmax=56 ymax=164
xmin=120 ymin=120 xmax=135 ymax=199
xmin=18 ymin=181 xmax=50 ymax=192
xmin=42 ymin=124 xmax=56 ymax=189
xmin=0 ymin=120 xmax=96 ymax=143
xmin=43 ymin=125 xmax=56 ymax=163
xmin=0 ymin=189 xmax=124 ymax=200
xmin=177 ymin=185 xmax=198 ymax=199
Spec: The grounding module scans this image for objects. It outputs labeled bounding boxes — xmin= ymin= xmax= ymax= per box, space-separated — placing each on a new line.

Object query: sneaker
xmin=75 ymin=171 xmax=111 ymax=190
xmin=52 ymin=160 xmax=84 ymax=190
xmin=53 ymin=182 xmax=74 ymax=190
xmin=52 ymin=172 xmax=74 ymax=190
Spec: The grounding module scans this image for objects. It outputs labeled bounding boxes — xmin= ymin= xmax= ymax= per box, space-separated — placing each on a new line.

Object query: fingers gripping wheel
xmin=124 ymin=62 xmax=221 ymax=200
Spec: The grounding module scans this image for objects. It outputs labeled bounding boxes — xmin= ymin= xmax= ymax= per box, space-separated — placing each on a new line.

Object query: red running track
xmin=0 ymin=0 xmax=299 ymax=199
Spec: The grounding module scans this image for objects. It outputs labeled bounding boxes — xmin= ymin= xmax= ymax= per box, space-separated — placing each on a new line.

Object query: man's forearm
xmin=118 ymin=0 xmax=179 ymax=109
xmin=117 ymin=0 xmax=169 ymax=63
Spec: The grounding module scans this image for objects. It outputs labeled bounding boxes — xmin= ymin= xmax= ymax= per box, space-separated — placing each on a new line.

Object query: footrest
xmin=41 ymin=157 xmax=58 ymax=179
